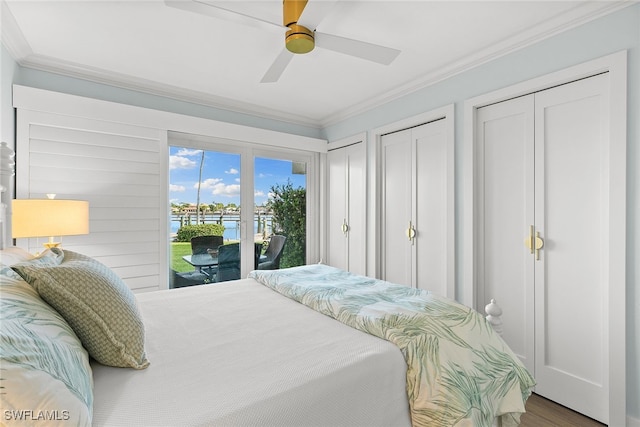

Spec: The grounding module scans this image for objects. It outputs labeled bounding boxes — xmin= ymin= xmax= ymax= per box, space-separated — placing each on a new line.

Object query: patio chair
xmin=170 ymin=269 xmax=206 ymax=288
xmin=190 ymin=235 xmax=224 ymax=255
xmin=215 ymin=243 xmax=241 ymax=282
xmin=257 ymin=235 xmax=286 ymax=270
xmin=190 ymin=235 xmax=224 ymax=276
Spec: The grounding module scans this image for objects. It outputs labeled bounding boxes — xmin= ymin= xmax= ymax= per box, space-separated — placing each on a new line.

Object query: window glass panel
xmin=169 ymin=146 xmax=242 ymax=286
xmin=255 ymin=156 xmax=307 ymax=270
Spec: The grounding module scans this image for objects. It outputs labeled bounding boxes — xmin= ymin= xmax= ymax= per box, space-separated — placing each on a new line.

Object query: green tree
xmin=210 ymin=202 xmax=224 ymax=212
xmin=268 ymin=180 xmax=305 ymax=268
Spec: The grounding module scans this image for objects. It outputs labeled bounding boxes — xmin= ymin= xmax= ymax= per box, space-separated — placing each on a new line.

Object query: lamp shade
xmin=12 ymin=199 xmax=89 ymax=238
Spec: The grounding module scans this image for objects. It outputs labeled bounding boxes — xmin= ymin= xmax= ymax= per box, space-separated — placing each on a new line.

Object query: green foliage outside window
xmin=175 ymin=224 xmax=225 ymax=242
xmin=268 ymin=180 xmax=306 ymax=268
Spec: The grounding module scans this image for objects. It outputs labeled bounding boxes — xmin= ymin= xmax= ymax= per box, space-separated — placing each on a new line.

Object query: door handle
xmin=406 ymin=221 xmax=416 ymax=242
xmin=341 ymin=218 xmax=349 ymax=236
xmin=525 ymin=225 xmax=535 ymax=254
xmin=524 ymin=225 xmax=544 ymax=260
xmin=534 ymin=232 xmax=544 ymax=260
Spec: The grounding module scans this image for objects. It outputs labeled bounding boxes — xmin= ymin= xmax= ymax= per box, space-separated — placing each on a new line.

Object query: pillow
xmin=12 ymin=249 xmax=149 ymax=369
xmin=0 ymin=246 xmax=34 ymax=266
xmin=0 ymin=261 xmax=93 ymax=426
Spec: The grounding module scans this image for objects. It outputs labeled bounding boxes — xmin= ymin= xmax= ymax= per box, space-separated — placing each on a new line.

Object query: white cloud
xmin=212 ymin=183 xmax=240 ymax=198
xmin=176 ymin=148 xmax=202 ymax=156
xmin=254 ymin=190 xmax=265 ymax=197
xmin=195 ymin=178 xmax=223 ymax=189
xmin=169 ymin=155 xmax=197 ymax=170
xmin=170 ymin=184 xmax=186 ymax=192
xmin=226 ymin=168 xmax=239 ymax=175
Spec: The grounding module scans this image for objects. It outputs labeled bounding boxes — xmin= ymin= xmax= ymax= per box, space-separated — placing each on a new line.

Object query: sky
xmin=169 ymin=146 xmax=306 ymax=208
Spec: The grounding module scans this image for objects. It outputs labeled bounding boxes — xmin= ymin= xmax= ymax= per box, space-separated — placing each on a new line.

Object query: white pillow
xmin=0 ymin=246 xmax=34 ymax=266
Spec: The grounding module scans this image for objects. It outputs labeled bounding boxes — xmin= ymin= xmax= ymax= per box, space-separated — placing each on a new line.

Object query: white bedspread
xmin=92 ymin=278 xmax=411 ymax=427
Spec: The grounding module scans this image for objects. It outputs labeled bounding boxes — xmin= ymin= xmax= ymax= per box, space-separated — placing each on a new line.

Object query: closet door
xmin=476 ymin=95 xmax=535 ymax=373
xmin=381 ymin=119 xmax=451 ymax=296
xmin=327 ymin=142 xmax=366 ymax=275
xmin=381 ymin=129 xmax=413 ymax=286
xmin=476 ymin=73 xmax=610 ymax=423
xmin=413 ymin=119 xmax=450 ymax=295
xmin=533 ymin=74 xmax=609 ymax=422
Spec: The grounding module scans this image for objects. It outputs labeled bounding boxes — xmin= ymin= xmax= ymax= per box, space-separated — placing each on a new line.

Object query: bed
xmin=1 ymin=247 xmax=535 ymax=427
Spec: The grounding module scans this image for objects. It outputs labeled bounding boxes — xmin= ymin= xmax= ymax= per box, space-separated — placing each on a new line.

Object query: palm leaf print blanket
xmin=248 ymin=264 xmax=536 ymax=427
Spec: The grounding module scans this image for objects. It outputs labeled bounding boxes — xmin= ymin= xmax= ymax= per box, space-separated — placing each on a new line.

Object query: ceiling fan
xmin=164 ymin=0 xmax=401 ymax=83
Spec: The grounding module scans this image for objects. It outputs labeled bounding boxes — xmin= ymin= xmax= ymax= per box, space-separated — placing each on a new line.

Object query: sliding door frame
xmin=168 ymin=133 xmax=320 ymax=280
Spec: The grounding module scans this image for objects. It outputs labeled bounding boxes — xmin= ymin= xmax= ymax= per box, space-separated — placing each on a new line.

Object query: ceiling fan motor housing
xmin=283 ymin=0 xmax=314 ymax=54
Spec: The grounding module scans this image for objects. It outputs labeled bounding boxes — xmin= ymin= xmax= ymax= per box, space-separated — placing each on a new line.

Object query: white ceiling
xmin=2 ymin=0 xmax=632 ymax=128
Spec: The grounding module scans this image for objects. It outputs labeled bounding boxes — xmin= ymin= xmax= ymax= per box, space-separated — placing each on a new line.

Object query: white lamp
xmin=12 ymin=194 xmax=89 ymax=248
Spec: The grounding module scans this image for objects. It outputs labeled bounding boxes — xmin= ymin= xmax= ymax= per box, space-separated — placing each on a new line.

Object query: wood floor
xmin=520 ymin=393 xmax=605 ymax=427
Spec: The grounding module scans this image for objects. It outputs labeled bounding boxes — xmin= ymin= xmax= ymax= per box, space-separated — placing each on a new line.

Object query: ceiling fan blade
xmin=315 ymin=32 xmax=400 ymax=65
xmin=164 ymin=0 xmax=284 ymax=32
xmin=261 ymin=49 xmax=295 ymax=83
xmin=297 ymin=0 xmax=339 ymax=29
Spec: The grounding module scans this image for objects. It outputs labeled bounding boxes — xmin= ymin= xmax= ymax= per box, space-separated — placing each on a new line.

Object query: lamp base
xmin=42 ymin=242 xmax=61 ymax=249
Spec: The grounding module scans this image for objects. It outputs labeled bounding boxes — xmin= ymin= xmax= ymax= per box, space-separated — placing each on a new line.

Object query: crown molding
xmin=15 ymin=53 xmax=323 ymax=129
xmin=318 ymin=0 xmax=636 ymax=128
xmin=1 ymin=0 xmax=32 ymax=61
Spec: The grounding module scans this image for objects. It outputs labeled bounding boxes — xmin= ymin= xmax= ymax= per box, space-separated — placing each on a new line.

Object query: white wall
xmin=322 ymin=5 xmax=640 ymax=422
xmin=2 ymin=4 xmax=638 ymax=421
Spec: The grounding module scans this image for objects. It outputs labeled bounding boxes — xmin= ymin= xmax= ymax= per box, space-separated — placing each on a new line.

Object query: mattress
xmin=91 ymin=278 xmax=412 ymax=427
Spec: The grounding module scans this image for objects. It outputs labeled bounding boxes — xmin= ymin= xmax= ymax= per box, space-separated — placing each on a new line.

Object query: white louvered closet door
xmin=16 ymin=110 xmax=166 ymax=292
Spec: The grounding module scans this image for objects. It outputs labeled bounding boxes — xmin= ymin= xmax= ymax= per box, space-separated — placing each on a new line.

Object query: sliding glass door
xmin=168 ymin=138 xmax=316 ymax=288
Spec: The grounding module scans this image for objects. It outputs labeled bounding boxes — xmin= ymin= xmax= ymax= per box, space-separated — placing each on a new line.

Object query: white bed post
xmin=0 ymin=142 xmax=16 ymax=250
xmin=485 ymin=299 xmax=503 ymax=336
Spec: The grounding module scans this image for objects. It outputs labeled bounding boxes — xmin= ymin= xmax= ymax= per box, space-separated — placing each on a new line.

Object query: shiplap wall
xmin=16 ymin=110 xmax=166 ymax=292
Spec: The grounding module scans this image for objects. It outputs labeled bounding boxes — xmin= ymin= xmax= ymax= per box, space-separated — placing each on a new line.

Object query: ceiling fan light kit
xmin=285 ymin=25 xmax=315 ymax=54
xmin=284 ymin=0 xmax=314 ymax=54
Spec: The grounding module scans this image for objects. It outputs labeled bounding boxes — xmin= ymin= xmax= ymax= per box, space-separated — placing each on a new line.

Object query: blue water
xmin=171 ymin=218 xmax=271 ymax=241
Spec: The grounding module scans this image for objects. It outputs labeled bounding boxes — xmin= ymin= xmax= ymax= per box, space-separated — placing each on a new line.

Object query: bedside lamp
xmin=12 ymin=194 xmax=89 ymax=248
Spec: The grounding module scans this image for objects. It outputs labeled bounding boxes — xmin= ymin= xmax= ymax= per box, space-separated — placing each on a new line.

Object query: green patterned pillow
xmin=0 ymin=261 xmax=93 ymax=426
xmin=12 ymin=249 xmax=149 ymax=369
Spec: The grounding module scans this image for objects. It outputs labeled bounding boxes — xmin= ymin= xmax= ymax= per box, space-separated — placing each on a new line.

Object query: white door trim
xmin=462 ymin=50 xmax=627 ymax=426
